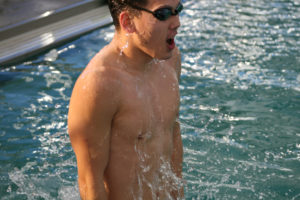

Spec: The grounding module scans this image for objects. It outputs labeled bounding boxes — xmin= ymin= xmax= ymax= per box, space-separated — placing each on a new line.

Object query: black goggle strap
xmin=127 ymin=4 xmax=154 ymax=15
xmin=174 ymin=2 xmax=184 ymax=15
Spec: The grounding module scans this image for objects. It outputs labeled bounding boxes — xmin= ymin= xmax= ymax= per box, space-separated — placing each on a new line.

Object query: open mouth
xmin=167 ymin=38 xmax=174 ymax=45
xmin=166 ymin=38 xmax=175 ymax=50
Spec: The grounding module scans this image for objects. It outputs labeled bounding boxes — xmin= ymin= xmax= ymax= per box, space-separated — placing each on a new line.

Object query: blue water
xmin=1 ymin=0 xmax=300 ymax=199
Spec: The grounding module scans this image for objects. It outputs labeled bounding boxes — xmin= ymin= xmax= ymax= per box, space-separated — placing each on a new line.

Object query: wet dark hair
xmin=108 ymin=0 xmax=148 ymax=30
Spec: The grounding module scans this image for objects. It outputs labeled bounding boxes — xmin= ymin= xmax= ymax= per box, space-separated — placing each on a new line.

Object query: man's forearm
xmin=171 ymin=120 xmax=184 ymax=199
xmin=171 ymin=120 xmax=183 ymax=176
xmin=79 ymin=178 xmax=108 ymax=200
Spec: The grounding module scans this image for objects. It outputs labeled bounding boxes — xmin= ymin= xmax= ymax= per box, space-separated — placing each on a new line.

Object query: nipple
xmin=137 ymin=133 xmax=143 ymax=140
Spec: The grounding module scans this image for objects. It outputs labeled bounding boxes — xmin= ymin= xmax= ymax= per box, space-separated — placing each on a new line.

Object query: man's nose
xmin=170 ymin=14 xmax=181 ymax=30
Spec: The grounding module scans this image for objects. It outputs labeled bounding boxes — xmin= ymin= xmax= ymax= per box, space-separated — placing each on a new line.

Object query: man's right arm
xmin=68 ymin=69 xmax=119 ymax=200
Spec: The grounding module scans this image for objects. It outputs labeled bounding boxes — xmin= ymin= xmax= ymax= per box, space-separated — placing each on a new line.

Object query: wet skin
xmin=107 ymin=49 xmax=181 ymax=199
xmin=68 ymin=0 xmax=183 ymax=199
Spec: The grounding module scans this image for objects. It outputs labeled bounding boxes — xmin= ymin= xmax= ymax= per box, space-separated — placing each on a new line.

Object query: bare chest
xmin=112 ymin=67 xmax=180 ymax=143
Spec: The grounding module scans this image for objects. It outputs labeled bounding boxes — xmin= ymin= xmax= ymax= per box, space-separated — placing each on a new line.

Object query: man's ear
xmin=119 ymin=11 xmax=136 ymax=33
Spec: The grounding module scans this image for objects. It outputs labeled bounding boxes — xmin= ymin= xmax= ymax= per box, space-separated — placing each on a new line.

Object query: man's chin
xmin=154 ymin=51 xmax=173 ymax=61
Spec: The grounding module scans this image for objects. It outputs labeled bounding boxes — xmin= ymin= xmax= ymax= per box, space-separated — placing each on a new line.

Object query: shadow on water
xmin=0 ymin=72 xmax=20 ymax=85
xmin=0 ymin=63 xmax=41 ymax=84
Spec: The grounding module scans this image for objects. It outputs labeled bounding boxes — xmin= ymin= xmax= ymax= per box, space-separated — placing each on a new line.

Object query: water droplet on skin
xmin=143 ymin=165 xmax=151 ymax=173
xmin=152 ymin=59 xmax=158 ymax=65
xmin=172 ymin=83 xmax=176 ymax=91
xmin=136 ymin=84 xmax=144 ymax=99
xmin=120 ymin=40 xmax=129 ymax=56
xmin=145 ymin=131 xmax=152 ymax=140
xmin=152 ymin=58 xmax=165 ymax=65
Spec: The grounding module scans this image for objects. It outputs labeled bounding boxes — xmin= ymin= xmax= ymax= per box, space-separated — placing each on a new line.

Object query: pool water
xmin=1 ymin=0 xmax=300 ymax=199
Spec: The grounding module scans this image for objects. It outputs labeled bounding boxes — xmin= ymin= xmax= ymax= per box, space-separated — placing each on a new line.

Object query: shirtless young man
xmin=68 ymin=0 xmax=184 ymax=199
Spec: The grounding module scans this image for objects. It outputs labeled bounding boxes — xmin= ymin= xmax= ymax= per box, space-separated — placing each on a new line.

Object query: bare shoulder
xmin=74 ymin=63 xmax=121 ymax=104
xmin=68 ymin=54 xmax=123 ymax=133
xmin=79 ymin=59 xmax=122 ymax=94
xmin=167 ymin=46 xmax=182 ymax=80
xmin=74 ymin=45 xmax=123 ymax=95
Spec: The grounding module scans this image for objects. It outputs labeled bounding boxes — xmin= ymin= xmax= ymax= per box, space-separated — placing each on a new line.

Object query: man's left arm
xmin=171 ymin=46 xmax=184 ymax=198
xmin=171 ymin=117 xmax=184 ymax=197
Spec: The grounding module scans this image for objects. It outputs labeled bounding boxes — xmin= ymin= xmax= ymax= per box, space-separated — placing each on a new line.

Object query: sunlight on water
xmin=177 ymin=0 xmax=300 ymax=199
xmin=0 ymin=0 xmax=300 ymax=199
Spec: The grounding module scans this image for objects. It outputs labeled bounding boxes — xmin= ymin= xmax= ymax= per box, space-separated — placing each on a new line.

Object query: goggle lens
xmin=154 ymin=2 xmax=184 ymax=21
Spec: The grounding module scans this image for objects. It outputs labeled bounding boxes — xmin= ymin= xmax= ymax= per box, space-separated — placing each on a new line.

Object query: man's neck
xmin=110 ymin=33 xmax=156 ymax=72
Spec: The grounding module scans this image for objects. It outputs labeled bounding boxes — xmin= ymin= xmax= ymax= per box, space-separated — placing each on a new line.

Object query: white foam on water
xmin=7 ymin=158 xmax=79 ymax=200
xmin=58 ymin=185 xmax=80 ymax=200
xmin=44 ymin=49 xmax=58 ymax=62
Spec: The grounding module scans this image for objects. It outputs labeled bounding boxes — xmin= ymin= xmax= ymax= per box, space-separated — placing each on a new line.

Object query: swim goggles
xmin=128 ymin=2 xmax=184 ymax=21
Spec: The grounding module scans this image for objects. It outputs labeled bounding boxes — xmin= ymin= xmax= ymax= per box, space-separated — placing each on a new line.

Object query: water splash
xmin=133 ymin=139 xmax=185 ymax=200
xmin=119 ymin=40 xmax=129 ymax=56
xmin=44 ymin=49 xmax=58 ymax=62
xmin=152 ymin=58 xmax=166 ymax=65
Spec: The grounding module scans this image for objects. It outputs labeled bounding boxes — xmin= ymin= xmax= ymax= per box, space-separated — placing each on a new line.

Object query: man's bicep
xmin=68 ymin=116 xmax=111 ymax=177
xmin=68 ymin=77 xmax=115 ymax=171
xmin=68 ymin=72 xmax=118 ymax=197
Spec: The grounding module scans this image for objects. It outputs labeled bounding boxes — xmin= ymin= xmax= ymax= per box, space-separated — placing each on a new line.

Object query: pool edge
xmin=0 ymin=0 xmax=112 ymax=67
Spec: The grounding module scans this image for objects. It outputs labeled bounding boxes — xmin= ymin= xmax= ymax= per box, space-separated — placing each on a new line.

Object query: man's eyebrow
xmin=155 ymin=3 xmax=178 ymax=10
xmin=154 ymin=5 xmax=172 ymax=10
